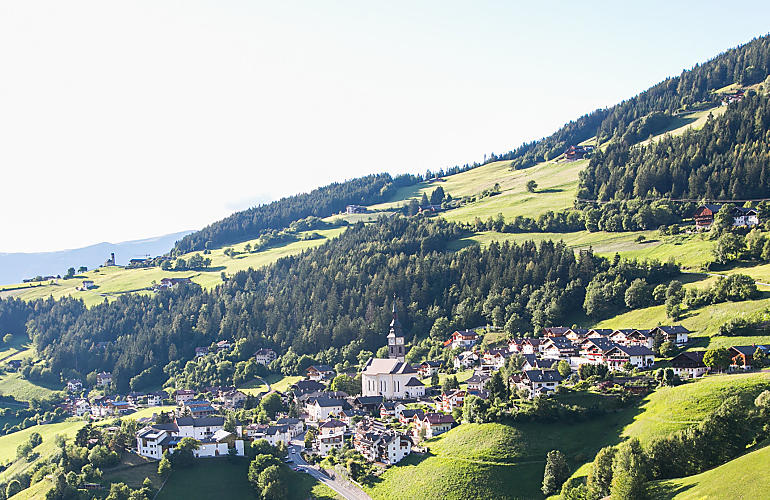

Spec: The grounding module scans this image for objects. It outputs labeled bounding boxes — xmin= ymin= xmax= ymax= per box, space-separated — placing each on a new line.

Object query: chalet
xmin=729 ymin=345 xmax=770 ymax=369
xmin=481 ymin=348 xmax=511 ymax=370
xmin=215 ymin=340 xmax=231 ymax=352
xmin=73 ymin=399 xmax=90 ymax=417
xmin=307 ymin=365 xmax=335 ymax=382
xmin=465 ymin=373 xmax=490 ymax=391
xmin=147 ymin=392 xmax=165 ymax=406
xmin=521 ymin=354 xmax=553 ymax=371
xmin=316 ymin=420 xmax=346 ymax=455
xmin=507 ymin=338 xmax=524 ymax=353
xmin=417 ymin=360 xmax=442 ymax=378
xmin=195 ymin=347 xmax=208 ymax=357
xmin=565 ymin=328 xmax=591 ymax=342
xmin=339 ymin=408 xmax=369 ymax=427
xmin=587 ymin=328 xmax=614 ymax=338
xmin=518 ymin=369 xmax=563 ymax=397
xmin=611 ymin=329 xmax=655 ymax=349
xmin=127 ymin=258 xmax=151 ymax=268
xmin=564 ymin=145 xmax=594 ymax=161
xmin=81 ymin=280 xmax=96 ymax=290
xmin=264 ymin=425 xmax=291 ymax=447
xmin=354 ymin=420 xmax=412 ymax=464
xmin=605 ymin=345 xmax=655 ymax=370
xmin=414 ymin=413 xmax=454 ymax=439
xmin=244 ymin=423 xmax=268 ymax=439
xmin=721 ymin=89 xmax=745 ymax=105
xmin=439 ymin=389 xmax=466 ymax=412
xmin=454 ymin=350 xmax=479 ymax=370
xmin=398 ymin=408 xmax=425 ymax=425
xmin=291 ymin=379 xmax=327 ymax=399
xmin=66 ymin=379 xmax=83 ymax=392
xmin=542 ymin=327 xmax=570 ymax=337
xmin=521 ymin=338 xmax=544 ymax=355
xmin=345 ymin=205 xmax=367 ymax=214
xmin=174 ymin=389 xmax=196 ymax=404
xmin=306 ymin=396 xmax=346 ymax=421
xmin=5 ymin=359 xmax=22 ymax=371
xmin=352 ymin=395 xmax=384 ymax=415
xmin=542 ymin=337 xmax=578 ymax=359
xmin=670 ymin=351 xmax=708 ymax=379
xmin=276 ymin=417 xmax=304 ymax=437
xmin=96 ymin=371 xmax=112 ymax=387
xmin=221 ymin=389 xmax=247 ymax=409
xmin=444 ymin=330 xmax=479 ymax=350
xmin=693 ymin=204 xmax=760 ymax=230
xmin=652 ymin=326 xmax=690 ymax=345
xmin=379 ymin=401 xmax=407 ymax=419
xmin=579 ymin=337 xmax=618 ymax=364
xmin=158 ymin=277 xmax=192 ymax=289
xmin=253 ymin=348 xmax=277 ymax=365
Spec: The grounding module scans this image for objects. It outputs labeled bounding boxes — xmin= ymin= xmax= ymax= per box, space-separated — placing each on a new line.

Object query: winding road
xmin=288 ymin=436 xmax=371 ymax=500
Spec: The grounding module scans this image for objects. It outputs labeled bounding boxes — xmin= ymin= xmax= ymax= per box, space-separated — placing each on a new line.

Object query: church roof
xmin=362 ymin=358 xmax=417 ymax=376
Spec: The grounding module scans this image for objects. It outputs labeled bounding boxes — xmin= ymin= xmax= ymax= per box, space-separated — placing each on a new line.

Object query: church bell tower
xmin=387 ymin=296 xmax=406 ymax=362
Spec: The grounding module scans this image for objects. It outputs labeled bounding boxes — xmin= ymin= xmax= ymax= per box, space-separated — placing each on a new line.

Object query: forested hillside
xmin=579 ymin=90 xmax=770 ymax=201
xmin=172 ymin=173 xmax=418 ymax=253
xmin=3 ymin=217 xmax=678 ymax=391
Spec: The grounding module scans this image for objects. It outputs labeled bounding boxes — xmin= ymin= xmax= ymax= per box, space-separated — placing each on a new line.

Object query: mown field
xmin=4 ymin=227 xmax=346 ymax=307
xmin=0 ymin=420 xmax=85 ymax=482
xmin=649 ymin=443 xmax=770 ymax=499
xmin=0 ymin=372 xmax=58 ymax=401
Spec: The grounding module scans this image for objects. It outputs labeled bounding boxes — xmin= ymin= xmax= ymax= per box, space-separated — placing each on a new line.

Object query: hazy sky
xmin=1 ymin=1 xmax=769 ymax=252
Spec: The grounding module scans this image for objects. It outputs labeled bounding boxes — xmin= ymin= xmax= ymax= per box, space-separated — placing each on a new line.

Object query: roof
xmin=361 ymin=358 xmax=417 ymax=376
xmin=400 ymin=409 xmax=424 ymax=418
xmin=424 ymin=412 xmax=455 ymax=425
xmin=354 ymin=396 xmax=384 ymax=405
xmin=211 ymin=429 xmax=232 ymax=442
xmin=608 ymin=345 xmax=655 ymax=356
xmin=581 ymin=337 xmax=617 ymax=352
xmin=276 ymin=417 xmax=301 ymax=425
xmin=405 ymin=377 xmax=425 ymax=387
xmin=291 ymin=380 xmax=326 ymax=395
xmin=175 ymin=416 xmax=225 ymax=427
xmin=320 ymin=419 xmax=346 ymax=428
xmin=311 ymin=397 xmax=345 ymax=408
xmin=730 ymin=345 xmax=770 ymax=356
xmin=465 ymin=373 xmax=490 ymax=384
xmin=420 ymin=360 xmax=442 ymax=368
xmin=589 ymin=329 xmax=614 ymax=336
xmin=308 ymin=364 xmax=334 ymax=373
xmin=655 ymin=325 xmax=691 ymax=335
xmin=545 ymin=337 xmax=575 ymax=349
xmin=671 ymin=351 xmax=706 ymax=368
xmin=523 ymin=369 xmax=563 ymax=383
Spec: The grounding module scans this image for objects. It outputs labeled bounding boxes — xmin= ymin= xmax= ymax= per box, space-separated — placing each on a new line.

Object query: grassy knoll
xmin=8 ymin=478 xmax=53 ymax=500
xmin=8 ymin=227 xmax=346 ymax=307
xmin=239 ymin=376 xmax=269 ymax=395
xmin=367 ymin=405 xmax=639 ymax=500
xmin=101 ymin=457 xmax=164 ymax=489
xmin=454 ymin=230 xmax=715 ymax=270
xmin=639 ymin=105 xmax=726 ymax=146
xmin=0 ymin=335 xmax=32 ymax=363
xmin=0 ymin=372 xmax=58 ymax=401
xmin=420 ymin=369 xmax=474 ymax=388
xmin=650 ymin=444 xmax=770 ymax=499
xmin=622 ymin=372 xmax=770 ymax=443
xmin=0 ymin=420 xmax=85 ymax=481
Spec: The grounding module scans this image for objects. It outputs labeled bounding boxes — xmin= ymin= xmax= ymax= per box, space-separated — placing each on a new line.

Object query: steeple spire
xmin=387 ymin=294 xmax=405 ymax=362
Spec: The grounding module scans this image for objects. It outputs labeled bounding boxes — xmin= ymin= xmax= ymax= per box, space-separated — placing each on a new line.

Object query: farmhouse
xmin=81 ymin=280 xmax=96 ymax=290
xmin=481 ymin=348 xmax=511 ymax=370
xmin=194 ymin=347 xmax=208 ymax=357
xmin=670 ymin=351 xmax=708 ymax=379
xmin=521 ymin=338 xmax=544 ymax=355
xmin=729 ymin=345 xmax=770 ymax=369
xmin=693 ymin=203 xmax=760 ymax=230
xmin=453 ymin=350 xmax=478 ymax=370
xmin=605 ymin=345 xmax=655 ymax=370
xmin=465 ymin=373 xmax=490 ymax=391
xmin=306 ymin=396 xmax=346 ymax=421
xmin=345 ymin=205 xmax=367 ymax=214
xmin=579 ymin=337 xmax=618 ymax=364
xmin=174 ymin=389 xmax=196 ymax=404
xmin=307 ymin=365 xmax=336 ymax=382
xmin=417 ymin=360 xmax=442 ymax=378
xmin=354 ymin=420 xmax=412 ymax=464
xmin=96 ymin=371 xmax=112 ymax=387
xmin=414 ymin=413 xmax=454 ymax=439
xmin=652 ymin=325 xmax=690 ymax=345
xmin=564 ymin=145 xmax=594 ymax=161
xmin=316 ymin=419 xmax=347 ymax=455
xmin=518 ymin=369 xmax=563 ymax=397
xmin=66 ymin=379 xmax=83 ymax=392
xmin=542 ymin=337 xmax=578 ymax=359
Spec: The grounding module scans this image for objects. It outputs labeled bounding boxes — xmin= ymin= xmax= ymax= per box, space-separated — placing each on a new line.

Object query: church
xmin=361 ymin=299 xmax=426 ymax=400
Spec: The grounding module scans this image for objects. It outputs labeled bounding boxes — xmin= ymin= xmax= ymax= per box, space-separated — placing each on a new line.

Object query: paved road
xmin=289 ymin=437 xmax=371 ymax=500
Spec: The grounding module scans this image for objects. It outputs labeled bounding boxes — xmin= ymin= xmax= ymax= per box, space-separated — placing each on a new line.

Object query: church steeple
xmin=387 ymin=295 xmax=405 ymax=362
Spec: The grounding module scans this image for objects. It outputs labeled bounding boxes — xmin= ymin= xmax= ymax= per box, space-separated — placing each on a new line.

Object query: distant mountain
xmin=0 ymin=231 xmax=193 ymax=284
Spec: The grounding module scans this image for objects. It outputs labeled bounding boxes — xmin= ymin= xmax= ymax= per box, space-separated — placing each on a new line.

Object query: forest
xmin=0 ymin=217 xmax=681 ymax=392
xmin=578 ymin=90 xmax=770 ymax=201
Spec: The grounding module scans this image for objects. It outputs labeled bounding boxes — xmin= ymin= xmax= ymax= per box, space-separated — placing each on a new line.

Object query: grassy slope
xmin=8 ymin=478 xmax=53 ymax=500
xmin=650 ymin=444 xmax=770 ymax=500
xmin=5 ymin=227 xmax=345 ymax=307
xmin=0 ymin=420 xmax=85 ymax=481
xmin=0 ymin=372 xmax=58 ymax=401
xmin=623 ymin=372 xmax=770 ymax=443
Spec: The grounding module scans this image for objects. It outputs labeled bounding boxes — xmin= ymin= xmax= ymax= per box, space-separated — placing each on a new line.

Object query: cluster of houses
xmin=721 ymin=89 xmax=745 ymax=106
xmin=693 ymin=203 xmax=760 ymax=230
xmin=564 ymin=145 xmax=595 ymax=161
xmin=669 ymin=344 xmax=770 ymax=379
xmin=152 ymin=277 xmax=192 ymax=291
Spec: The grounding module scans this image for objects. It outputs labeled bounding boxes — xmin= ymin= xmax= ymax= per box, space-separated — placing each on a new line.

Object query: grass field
xmin=420 ymin=369 xmax=474 ymax=387
xmin=239 ymin=376 xmax=269 ymax=395
xmin=0 ymin=372 xmax=58 ymax=401
xmin=650 ymin=444 xmax=770 ymax=499
xmin=265 ymin=374 xmax=303 ymax=393
xmin=367 ymin=403 xmax=639 ymax=500
xmin=5 ymin=227 xmax=346 ymax=307
xmin=0 ymin=420 xmax=85 ymax=481
xmin=367 ymin=159 xmax=588 ymax=225
xmin=157 ymin=458 xmax=337 ymax=500
xmin=639 ymin=105 xmax=726 ymax=147
xmin=454 ymin=230 xmax=716 ymax=270
xmin=622 ymin=372 xmax=770 ymax=443
xmin=0 ymin=335 xmax=32 ymax=363
xmin=8 ymin=478 xmax=53 ymax=500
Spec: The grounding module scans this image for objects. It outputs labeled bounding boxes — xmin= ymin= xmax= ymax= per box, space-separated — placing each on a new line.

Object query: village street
xmin=289 ymin=437 xmax=372 ymax=500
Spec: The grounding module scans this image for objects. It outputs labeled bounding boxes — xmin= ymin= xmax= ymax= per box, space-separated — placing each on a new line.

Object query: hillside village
xmin=4 ymin=32 xmax=770 ymax=500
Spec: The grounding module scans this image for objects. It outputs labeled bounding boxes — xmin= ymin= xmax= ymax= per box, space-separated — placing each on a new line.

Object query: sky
xmin=1 ymin=1 xmax=769 ymax=252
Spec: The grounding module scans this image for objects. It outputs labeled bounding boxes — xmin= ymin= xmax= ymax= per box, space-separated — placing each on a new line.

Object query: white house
xmin=518 ymin=369 xmax=563 ymax=397
xmin=136 ymin=417 xmax=244 ymax=460
xmin=453 ymin=351 xmax=478 ymax=370
xmin=653 ymin=326 xmax=690 ymax=345
xmin=147 ymin=392 xmax=165 ymax=407
xmin=254 ymin=348 xmax=277 ymax=365
xmin=443 ymin=330 xmax=479 ymax=350
xmin=174 ymin=389 xmax=196 ymax=404
xmin=96 ymin=371 xmax=112 ymax=387
xmin=414 ymin=413 xmax=454 ymax=439
xmin=307 ymin=397 xmax=345 ymax=421
xmin=276 ymin=417 xmax=304 ymax=438
xmin=361 ymin=358 xmax=425 ymax=399
xmin=316 ymin=419 xmax=347 ymax=456
xmin=66 ymin=379 xmax=83 ymax=392
xmin=417 ymin=360 xmax=442 ymax=378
